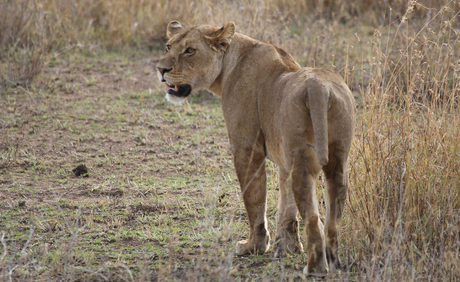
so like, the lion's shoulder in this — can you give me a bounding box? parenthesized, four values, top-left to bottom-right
(229, 34, 301, 73)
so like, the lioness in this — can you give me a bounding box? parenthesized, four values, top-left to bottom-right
(156, 21, 355, 276)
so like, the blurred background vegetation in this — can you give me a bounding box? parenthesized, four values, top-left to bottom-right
(1, 0, 459, 86)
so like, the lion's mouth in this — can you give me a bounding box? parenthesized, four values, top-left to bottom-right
(166, 83, 192, 98)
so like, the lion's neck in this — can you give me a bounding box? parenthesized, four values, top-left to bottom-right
(208, 34, 258, 97)
(208, 33, 299, 98)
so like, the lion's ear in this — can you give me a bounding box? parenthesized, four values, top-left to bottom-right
(167, 21, 184, 38)
(207, 22, 236, 51)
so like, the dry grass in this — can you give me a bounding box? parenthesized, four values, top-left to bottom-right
(1, 0, 459, 281)
(0, 0, 49, 86)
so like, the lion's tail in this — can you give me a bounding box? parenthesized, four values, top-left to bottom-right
(306, 81, 329, 167)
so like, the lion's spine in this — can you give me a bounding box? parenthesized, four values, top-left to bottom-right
(306, 81, 329, 167)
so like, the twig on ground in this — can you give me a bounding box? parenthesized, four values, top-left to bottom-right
(120, 264, 135, 282)
(0, 232, 7, 263)
(17, 85, 36, 104)
(21, 225, 35, 254)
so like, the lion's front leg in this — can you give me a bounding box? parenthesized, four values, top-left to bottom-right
(233, 145, 270, 256)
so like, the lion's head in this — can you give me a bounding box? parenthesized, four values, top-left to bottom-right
(156, 21, 235, 102)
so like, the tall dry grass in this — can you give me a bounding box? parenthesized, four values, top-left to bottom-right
(0, 0, 459, 280)
(2, 0, 457, 86)
(1, 0, 458, 85)
(342, 3, 460, 280)
(1, 1, 457, 49)
(0, 0, 49, 86)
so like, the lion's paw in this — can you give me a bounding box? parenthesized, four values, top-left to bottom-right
(274, 225, 304, 257)
(273, 238, 303, 258)
(303, 255, 329, 277)
(235, 239, 252, 255)
(235, 236, 270, 255)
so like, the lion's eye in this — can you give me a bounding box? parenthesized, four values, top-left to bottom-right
(165, 45, 171, 53)
(184, 47, 195, 54)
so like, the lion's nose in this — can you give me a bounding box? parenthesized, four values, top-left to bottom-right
(157, 67, 172, 76)
(157, 67, 172, 82)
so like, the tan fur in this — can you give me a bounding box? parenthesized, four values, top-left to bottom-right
(157, 21, 355, 276)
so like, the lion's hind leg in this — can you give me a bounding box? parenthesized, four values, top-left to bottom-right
(322, 154, 349, 271)
(289, 147, 329, 276)
(274, 167, 303, 257)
